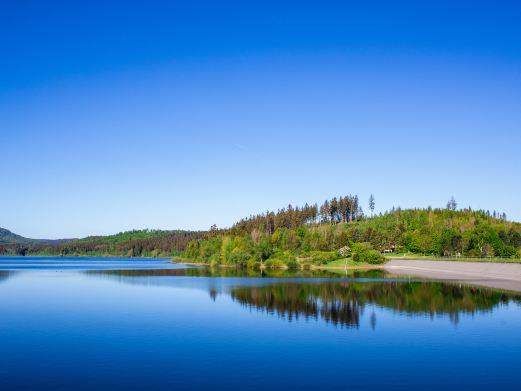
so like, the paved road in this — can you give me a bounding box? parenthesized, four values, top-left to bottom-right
(385, 259, 521, 292)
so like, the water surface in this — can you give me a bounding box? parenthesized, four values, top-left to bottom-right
(1, 257, 520, 390)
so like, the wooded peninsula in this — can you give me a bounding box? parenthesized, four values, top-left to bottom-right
(2, 195, 520, 268)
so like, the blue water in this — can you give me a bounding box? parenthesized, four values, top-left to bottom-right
(0, 256, 179, 270)
(1, 257, 520, 390)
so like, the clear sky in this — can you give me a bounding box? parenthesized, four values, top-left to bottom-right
(1, 1, 520, 239)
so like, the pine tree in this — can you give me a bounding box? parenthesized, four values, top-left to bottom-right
(369, 194, 375, 217)
(447, 196, 457, 211)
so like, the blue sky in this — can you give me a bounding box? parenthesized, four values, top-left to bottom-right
(1, 1, 520, 238)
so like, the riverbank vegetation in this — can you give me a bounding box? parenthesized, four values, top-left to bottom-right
(182, 196, 521, 269)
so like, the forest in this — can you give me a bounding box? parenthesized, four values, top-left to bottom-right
(0, 229, 206, 257)
(183, 195, 521, 268)
(3, 195, 520, 264)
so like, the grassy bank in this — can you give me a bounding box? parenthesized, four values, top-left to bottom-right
(318, 258, 382, 269)
(173, 256, 381, 270)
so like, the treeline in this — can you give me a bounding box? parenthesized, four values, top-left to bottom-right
(183, 201, 521, 268)
(1, 229, 207, 257)
(353, 208, 521, 257)
(231, 195, 363, 235)
(186, 195, 370, 268)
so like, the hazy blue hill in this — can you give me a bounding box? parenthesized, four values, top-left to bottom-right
(0, 227, 73, 247)
(0, 227, 34, 245)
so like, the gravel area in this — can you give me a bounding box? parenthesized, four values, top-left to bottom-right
(385, 259, 521, 292)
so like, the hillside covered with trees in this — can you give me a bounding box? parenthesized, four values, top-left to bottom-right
(3, 196, 520, 262)
(183, 196, 521, 268)
(0, 229, 206, 257)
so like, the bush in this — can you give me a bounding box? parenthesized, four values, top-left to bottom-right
(351, 242, 386, 264)
(263, 259, 287, 269)
(246, 258, 261, 269)
(498, 245, 517, 257)
(338, 246, 351, 257)
(297, 250, 339, 265)
(356, 249, 386, 264)
(285, 259, 299, 270)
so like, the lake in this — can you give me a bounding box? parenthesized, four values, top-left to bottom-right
(1, 256, 520, 390)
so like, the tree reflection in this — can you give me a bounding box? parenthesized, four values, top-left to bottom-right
(0, 270, 17, 285)
(85, 267, 521, 328)
(230, 281, 521, 327)
(86, 267, 381, 279)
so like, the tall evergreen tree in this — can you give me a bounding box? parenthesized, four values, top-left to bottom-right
(447, 196, 457, 211)
(369, 194, 375, 217)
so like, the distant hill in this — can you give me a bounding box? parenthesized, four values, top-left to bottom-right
(0, 228, 207, 257)
(0, 227, 32, 245)
(0, 227, 69, 246)
(4, 201, 520, 261)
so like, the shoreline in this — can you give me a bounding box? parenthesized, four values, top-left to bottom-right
(384, 259, 521, 292)
(387, 255, 521, 264)
(6, 255, 521, 292)
(177, 259, 521, 292)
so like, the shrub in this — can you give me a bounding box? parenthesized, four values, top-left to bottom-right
(338, 245, 351, 257)
(351, 242, 386, 264)
(298, 250, 339, 265)
(246, 258, 261, 269)
(285, 259, 299, 270)
(263, 259, 287, 269)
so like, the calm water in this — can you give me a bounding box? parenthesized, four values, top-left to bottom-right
(1, 257, 520, 390)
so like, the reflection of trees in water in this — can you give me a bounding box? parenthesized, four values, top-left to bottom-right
(231, 283, 364, 327)
(0, 270, 15, 284)
(230, 282, 521, 328)
(86, 267, 381, 279)
(85, 267, 521, 328)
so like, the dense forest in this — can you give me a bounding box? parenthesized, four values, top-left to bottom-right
(230, 195, 363, 234)
(0, 229, 206, 257)
(3, 195, 520, 263)
(183, 195, 521, 268)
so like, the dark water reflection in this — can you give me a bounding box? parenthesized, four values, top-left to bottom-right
(230, 281, 521, 327)
(0, 270, 16, 284)
(87, 266, 385, 278)
(86, 267, 521, 328)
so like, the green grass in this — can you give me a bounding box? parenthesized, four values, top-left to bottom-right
(320, 257, 381, 269)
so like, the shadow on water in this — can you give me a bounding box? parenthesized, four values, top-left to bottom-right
(85, 267, 521, 328)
